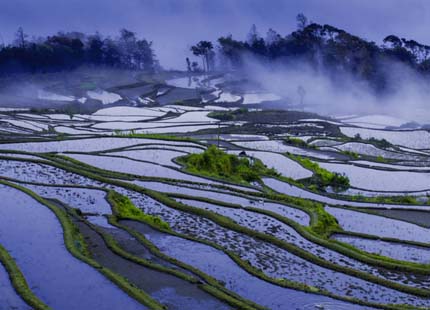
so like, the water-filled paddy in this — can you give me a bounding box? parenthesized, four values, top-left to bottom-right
(125, 221, 364, 310)
(0, 184, 145, 310)
(1, 100, 430, 309)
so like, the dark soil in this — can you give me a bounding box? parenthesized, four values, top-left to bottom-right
(365, 209, 430, 228)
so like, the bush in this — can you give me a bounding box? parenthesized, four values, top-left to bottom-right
(342, 150, 359, 159)
(208, 108, 248, 121)
(376, 155, 388, 163)
(180, 145, 278, 183)
(285, 137, 308, 148)
(294, 156, 350, 191)
(310, 206, 341, 237)
(352, 134, 392, 149)
(109, 191, 170, 230)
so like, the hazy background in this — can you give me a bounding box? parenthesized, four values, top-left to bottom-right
(1, 0, 430, 69)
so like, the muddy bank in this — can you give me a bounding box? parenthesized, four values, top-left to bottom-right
(364, 209, 430, 228)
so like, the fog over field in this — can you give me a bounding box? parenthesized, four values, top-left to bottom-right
(240, 54, 430, 122)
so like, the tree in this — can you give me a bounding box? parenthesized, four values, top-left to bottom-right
(246, 24, 259, 44)
(218, 35, 245, 69)
(14, 27, 28, 48)
(191, 41, 214, 72)
(296, 13, 308, 30)
(136, 39, 155, 71)
(383, 35, 402, 48)
(102, 37, 121, 66)
(87, 33, 104, 65)
(191, 61, 200, 72)
(0, 28, 158, 75)
(265, 28, 280, 45)
(118, 28, 138, 68)
(186, 57, 191, 72)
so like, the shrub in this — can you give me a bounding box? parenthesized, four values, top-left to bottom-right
(180, 145, 278, 183)
(109, 191, 170, 230)
(285, 137, 307, 148)
(310, 205, 341, 237)
(293, 156, 350, 191)
(342, 150, 359, 159)
(352, 134, 392, 149)
(376, 155, 388, 163)
(208, 107, 248, 121)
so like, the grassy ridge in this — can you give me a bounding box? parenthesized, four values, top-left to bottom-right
(147, 192, 430, 298)
(5, 155, 430, 272)
(4, 155, 429, 308)
(106, 192, 266, 310)
(0, 244, 50, 310)
(0, 180, 166, 310)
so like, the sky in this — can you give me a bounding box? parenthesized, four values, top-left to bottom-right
(1, 0, 430, 69)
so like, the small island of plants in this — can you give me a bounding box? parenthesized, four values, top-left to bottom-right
(292, 156, 350, 191)
(179, 145, 279, 184)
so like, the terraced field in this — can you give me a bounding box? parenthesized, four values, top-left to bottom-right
(2, 78, 430, 309)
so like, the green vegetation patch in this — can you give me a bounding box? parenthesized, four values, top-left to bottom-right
(208, 107, 248, 121)
(284, 137, 315, 149)
(108, 190, 170, 230)
(179, 145, 278, 183)
(352, 134, 392, 149)
(341, 150, 359, 159)
(308, 205, 342, 238)
(292, 155, 350, 191)
(113, 130, 197, 143)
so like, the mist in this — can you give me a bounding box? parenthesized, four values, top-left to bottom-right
(240, 54, 430, 123)
(2, 0, 430, 123)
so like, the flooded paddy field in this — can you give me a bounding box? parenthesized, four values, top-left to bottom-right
(2, 73, 430, 309)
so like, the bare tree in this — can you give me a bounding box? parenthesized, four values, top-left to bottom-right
(186, 57, 191, 72)
(246, 24, 259, 44)
(14, 27, 28, 48)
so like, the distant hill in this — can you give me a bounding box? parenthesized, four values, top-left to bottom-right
(194, 22, 430, 92)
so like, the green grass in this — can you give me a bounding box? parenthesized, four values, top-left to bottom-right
(292, 155, 350, 191)
(108, 190, 171, 230)
(207, 107, 248, 121)
(113, 130, 197, 143)
(0, 244, 50, 309)
(341, 150, 359, 159)
(376, 155, 389, 163)
(284, 137, 316, 149)
(179, 145, 279, 184)
(308, 205, 342, 237)
(351, 134, 393, 149)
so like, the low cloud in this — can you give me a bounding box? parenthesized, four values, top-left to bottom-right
(240, 54, 430, 123)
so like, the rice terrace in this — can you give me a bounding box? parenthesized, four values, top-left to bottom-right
(2, 1, 430, 309)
